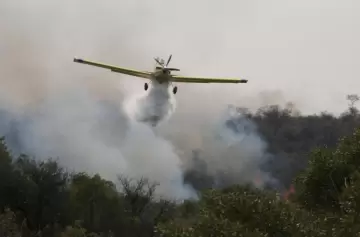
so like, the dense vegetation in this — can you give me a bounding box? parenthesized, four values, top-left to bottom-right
(1, 94, 360, 236)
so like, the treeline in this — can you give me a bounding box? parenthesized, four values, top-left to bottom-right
(0, 141, 176, 236)
(2, 95, 360, 236)
(184, 95, 360, 191)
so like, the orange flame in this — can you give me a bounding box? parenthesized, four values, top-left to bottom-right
(282, 184, 295, 201)
(253, 173, 264, 187)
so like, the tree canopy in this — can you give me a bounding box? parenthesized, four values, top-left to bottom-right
(2, 96, 360, 236)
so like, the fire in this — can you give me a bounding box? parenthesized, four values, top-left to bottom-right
(251, 175, 296, 202)
(253, 173, 265, 188)
(282, 184, 295, 201)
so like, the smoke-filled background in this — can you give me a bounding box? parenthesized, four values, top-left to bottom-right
(0, 0, 359, 199)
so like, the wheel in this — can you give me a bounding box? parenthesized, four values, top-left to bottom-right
(173, 86, 177, 94)
(144, 83, 148, 91)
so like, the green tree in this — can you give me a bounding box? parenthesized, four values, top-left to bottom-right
(158, 186, 328, 237)
(67, 173, 121, 233)
(0, 137, 16, 210)
(117, 175, 175, 237)
(11, 156, 69, 232)
(336, 171, 360, 236)
(0, 208, 22, 237)
(295, 128, 360, 212)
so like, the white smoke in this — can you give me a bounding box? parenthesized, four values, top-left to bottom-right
(182, 105, 275, 189)
(0, 84, 196, 200)
(124, 82, 176, 127)
(0, 0, 294, 201)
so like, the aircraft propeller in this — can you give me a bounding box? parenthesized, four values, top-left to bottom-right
(154, 54, 180, 72)
(154, 55, 172, 68)
(154, 57, 163, 66)
(166, 54, 172, 67)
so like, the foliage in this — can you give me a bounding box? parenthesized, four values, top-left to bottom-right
(1, 96, 360, 236)
(184, 97, 360, 191)
(295, 128, 360, 212)
(0, 208, 21, 237)
(0, 141, 175, 236)
(158, 186, 330, 237)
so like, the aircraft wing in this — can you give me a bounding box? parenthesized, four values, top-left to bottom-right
(171, 76, 248, 84)
(73, 57, 152, 79)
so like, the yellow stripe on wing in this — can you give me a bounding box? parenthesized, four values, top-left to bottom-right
(73, 58, 152, 79)
(171, 76, 248, 83)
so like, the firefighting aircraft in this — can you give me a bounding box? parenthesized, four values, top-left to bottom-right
(73, 55, 248, 94)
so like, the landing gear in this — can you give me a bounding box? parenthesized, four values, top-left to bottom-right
(144, 83, 148, 91)
(173, 86, 178, 94)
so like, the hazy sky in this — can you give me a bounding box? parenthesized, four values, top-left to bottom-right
(1, 0, 359, 115)
(0, 0, 359, 198)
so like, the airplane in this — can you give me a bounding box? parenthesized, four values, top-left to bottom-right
(73, 54, 248, 94)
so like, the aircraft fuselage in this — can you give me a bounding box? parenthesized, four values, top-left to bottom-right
(144, 69, 177, 94)
(152, 70, 172, 84)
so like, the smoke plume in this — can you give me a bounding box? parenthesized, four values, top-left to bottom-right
(180, 105, 280, 191)
(5, 0, 353, 199)
(0, 85, 197, 200)
(124, 82, 176, 127)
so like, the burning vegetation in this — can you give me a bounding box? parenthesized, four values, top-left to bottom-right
(1, 95, 360, 236)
